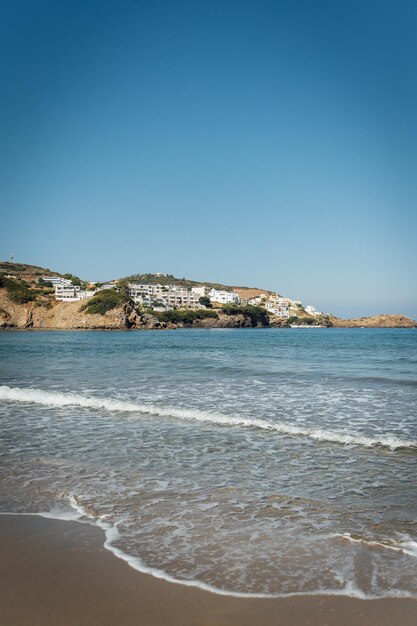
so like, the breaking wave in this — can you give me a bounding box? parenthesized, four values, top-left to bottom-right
(1, 385, 416, 451)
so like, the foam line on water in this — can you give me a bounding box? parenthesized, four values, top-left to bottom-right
(336, 533, 417, 558)
(1, 504, 416, 600)
(1, 385, 416, 451)
(52, 497, 417, 599)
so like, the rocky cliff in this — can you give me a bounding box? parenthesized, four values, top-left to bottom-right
(0, 290, 266, 330)
(0, 291, 137, 330)
(1, 284, 416, 331)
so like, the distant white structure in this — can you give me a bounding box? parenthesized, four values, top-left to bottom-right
(265, 302, 289, 318)
(248, 294, 268, 305)
(268, 296, 303, 309)
(79, 291, 95, 300)
(41, 276, 72, 288)
(96, 283, 117, 291)
(161, 287, 201, 308)
(128, 283, 164, 299)
(54, 284, 80, 301)
(305, 305, 322, 316)
(53, 281, 96, 302)
(191, 286, 209, 298)
(128, 283, 240, 308)
(209, 289, 240, 304)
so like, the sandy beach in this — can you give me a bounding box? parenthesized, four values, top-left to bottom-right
(1, 514, 416, 626)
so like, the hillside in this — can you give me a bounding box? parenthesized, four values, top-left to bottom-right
(0, 264, 272, 296)
(0, 261, 61, 278)
(122, 272, 273, 296)
(0, 262, 415, 329)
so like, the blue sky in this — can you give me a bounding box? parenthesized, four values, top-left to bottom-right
(1, 0, 416, 318)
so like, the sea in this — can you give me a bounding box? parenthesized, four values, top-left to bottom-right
(0, 328, 416, 599)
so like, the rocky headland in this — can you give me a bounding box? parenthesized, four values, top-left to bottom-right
(328, 314, 417, 328)
(0, 262, 415, 330)
(0, 292, 269, 330)
(1, 291, 415, 330)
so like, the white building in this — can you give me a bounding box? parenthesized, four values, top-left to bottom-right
(248, 294, 268, 305)
(305, 305, 322, 316)
(191, 286, 209, 298)
(54, 283, 96, 302)
(41, 276, 72, 288)
(265, 302, 289, 318)
(128, 283, 164, 299)
(54, 284, 80, 301)
(209, 289, 240, 304)
(96, 283, 117, 291)
(78, 290, 95, 300)
(128, 283, 203, 309)
(161, 289, 201, 308)
(130, 293, 154, 307)
(268, 296, 303, 309)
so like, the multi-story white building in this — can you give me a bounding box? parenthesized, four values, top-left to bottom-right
(209, 289, 240, 304)
(54, 283, 96, 302)
(41, 276, 72, 288)
(128, 283, 165, 299)
(54, 284, 80, 301)
(128, 283, 203, 309)
(162, 289, 201, 308)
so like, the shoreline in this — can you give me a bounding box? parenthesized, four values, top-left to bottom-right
(1, 514, 417, 626)
(1, 325, 416, 331)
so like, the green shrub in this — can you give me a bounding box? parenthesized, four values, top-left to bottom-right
(37, 278, 53, 287)
(8, 288, 35, 304)
(39, 300, 53, 309)
(303, 317, 317, 325)
(222, 304, 269, 327)
(63, 273, 83, 286)
(2, 277, 36, 303)
(81, 289, 129, 315)
(155, 309, 218, 324)
(199, 296, 212, 308)
(287, 315, 320, 326)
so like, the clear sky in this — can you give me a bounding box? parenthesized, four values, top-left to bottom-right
(1, 0, 416, 318)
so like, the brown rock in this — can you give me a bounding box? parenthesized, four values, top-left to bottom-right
(329, 314, 416, 328)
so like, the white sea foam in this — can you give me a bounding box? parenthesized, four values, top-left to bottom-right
(1, 501, 416, 599)
(1, 385, 416, 451)
(336, 533, 417, 558)
(0, 495, 415, 600)
(48, 497, 417, 599)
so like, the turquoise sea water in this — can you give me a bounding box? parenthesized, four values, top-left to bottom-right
(1, 328, 416, 597)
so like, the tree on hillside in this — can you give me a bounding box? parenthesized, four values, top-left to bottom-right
(199, 296, 212, 308)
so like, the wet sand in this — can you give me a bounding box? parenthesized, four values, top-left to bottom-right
(1, 514, 416, 626)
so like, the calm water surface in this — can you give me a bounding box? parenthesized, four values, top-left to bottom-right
(0, 328, 416, 597)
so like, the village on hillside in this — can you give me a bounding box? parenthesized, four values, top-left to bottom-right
(42, 274, 322, 320)
(1, 263, 415, 329)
